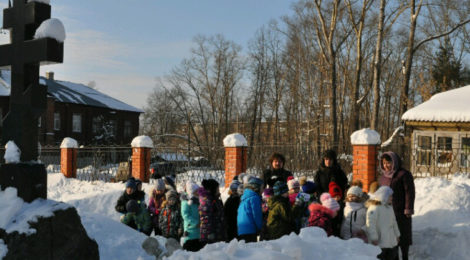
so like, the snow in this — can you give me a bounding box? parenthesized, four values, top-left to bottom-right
(350, 128, 381, 145)
(4, 140, 20, 163)
(60, 137, 78, 148)
(131, 135, 153, 148)
(28, 0, 51, 4)
(402, 85, 470, 122)
(0, 239, 7, 259)
(223, 133, 248, 147)
(34, 18, 66, 43)
(381, 126, 404, 148)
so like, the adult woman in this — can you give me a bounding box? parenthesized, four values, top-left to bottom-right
(261, 153, 293, 188)
(379, 151, 415, 260)
(314, 150, 348, 198)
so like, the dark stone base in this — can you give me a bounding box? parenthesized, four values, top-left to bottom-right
(0, 163, 47, 202)
(0, 206, 99, 260)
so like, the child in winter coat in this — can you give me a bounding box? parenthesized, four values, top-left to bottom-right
(115, 179, 146, 214)
(199, 179, 226, 244)
(266, 181, 292, 240)
(158, 190, 184, 240)
(291, 192, 311, 233)
(287, 179, 300, 206)
(329, 181, 344, 236)
(237, 177, 263, 243)
(224, 180, 241, 242)
(364, 186, 400, 260)
(181, 182, 202, 252)
(308, 193, 340, 236)
(301, 181, 318, 203)
(259, 187, 273, 241)
(148, 179, 166, 236)
(340, 186, 367, 242)
(121, 200, 152, 235)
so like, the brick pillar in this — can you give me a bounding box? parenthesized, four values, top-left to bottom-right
(131, 136, 153, 183)
(60, 138, 78, 178)
(223, 133, 248, 188)
(351, 128, 381, 192)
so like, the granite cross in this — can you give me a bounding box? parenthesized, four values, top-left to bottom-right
(0, 0, 63, 161)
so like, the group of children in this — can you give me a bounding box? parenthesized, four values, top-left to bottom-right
(115, 175, 400, 259)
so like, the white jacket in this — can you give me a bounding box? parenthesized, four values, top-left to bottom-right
(364, 203, 400, 248)
(340, 201, 366, 239)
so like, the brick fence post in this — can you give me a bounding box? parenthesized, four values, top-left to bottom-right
(60, 137, 78, 178)
(223, 133, 248, 188)
(131, 135, 153, 183)
(351, 128, 381, 192)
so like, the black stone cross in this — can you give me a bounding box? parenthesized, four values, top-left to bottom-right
(0, 0, 63, 161)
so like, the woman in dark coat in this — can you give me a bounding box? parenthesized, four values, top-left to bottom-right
(261, 153, 293, 188)
(314, 150, 348, 197)
(379, 151, 415, 260)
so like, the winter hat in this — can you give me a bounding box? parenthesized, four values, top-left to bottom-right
(163, 176, 176, 190)
(126, 200, 139, 213)
(166, 190, 179, 202)
(229, 180, 241, 192)
(126, 179, 136, 190)
(242, 174, 254, 185)
(273, 181, 289, 196)
(372, 186, 393, 204)
(262, 188, 274, 199)
(246, 177, 263, 192)
(135, 179, 142, 189)
(328, 181, 343, 199)
(347, 186, 363, 197)
(237, 184, 244, 196)
(202, 179, 219, 195)
(295, 192, 311, 205)
(287, 176, 294, 182)
(323, 149, 337, 161)
(155, 179, 166, 191)
(185, 181, 199, 196)
(301, 181, 317, 194)
(320, 193, 340, 212)
(287, 179, 300, 190)
(299, 176, 307, 186)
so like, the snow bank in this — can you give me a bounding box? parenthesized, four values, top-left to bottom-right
(28, 0, 51, 4)
(60, 137, 78, 148)
(0, 239, 7, 259)
(350, 128, 381, 145)
(34, 18, 66, 43)
(131, 135, 153, 148)
(223, 133, 248, 147)
(4, 140, 20, 163)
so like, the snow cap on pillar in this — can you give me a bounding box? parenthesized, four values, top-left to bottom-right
(60, 137, 78, 148)
(34, 18, 66, 43)
(223, 133, 248, 147)
(350, 128, 381, 145)
(131, 135, 153, 148)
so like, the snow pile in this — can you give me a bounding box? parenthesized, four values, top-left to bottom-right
(34, 18, 66, 43)
(4, 140, 20, 163)
(350, 128, 381, 145)
(27, 0, 51, 4)
(0, 187, 70, 235)
(60, 137, 78, 148)
(402, 85, 470, 122)
(223, 133, 248, 147)
(131, 135, 153, 148)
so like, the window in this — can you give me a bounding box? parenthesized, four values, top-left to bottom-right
(417, 136, 432, 166)
(437, 136, 452, 167)
(124, 121, 132, 137)
(72, 113, 82, 133)
(461, 137, 470, 167)
(92, 116, 101, 134)
(109, 120, 117, 136)
(54, 112, 60, 130)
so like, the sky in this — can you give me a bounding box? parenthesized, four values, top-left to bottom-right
(0, 0, 296, 109)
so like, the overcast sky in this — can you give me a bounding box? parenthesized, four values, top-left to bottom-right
(0, 0, 295, 109)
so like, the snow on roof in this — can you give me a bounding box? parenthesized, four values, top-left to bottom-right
(223, 133, 248, 147)
(34, 18, 66, 43)
(0, 70, 143, 113)
(350, 128, 381, 145)
(131, 135, 153, 148)
(27, 0, 51, 4)
(402, 85, 470, 122)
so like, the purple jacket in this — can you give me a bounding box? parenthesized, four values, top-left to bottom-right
(198, 188, 226, 243)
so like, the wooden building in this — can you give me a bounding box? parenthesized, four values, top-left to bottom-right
(0, 70, 143, 146)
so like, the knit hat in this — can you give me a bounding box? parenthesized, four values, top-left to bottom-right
(202, 179, 219, 195)
(126, 179, 136, 190)
(320, 193, 340, 212)
(155, 179, 165, 191)
(135, 179, 142, 187)
(328, 181, 343, 199)
(242, 174, 254, 185)
(347, 186, 363, 197)
(262, 188, 274, 199)
(246, 177, 263, 192)
(299, 176, 307, 186)
(185, 181, 199, 196)
(301, 181, 317, 194)
(273, 181, 289, 196)
(295, 192, 311, 205)
(229, 180, 241, 192)
(126, 200, 139, 213)
(287, 179, 300, 190)
(166, 190, 179, 202)
(287, 176, 294, 182)
(372, 186, 393, 204)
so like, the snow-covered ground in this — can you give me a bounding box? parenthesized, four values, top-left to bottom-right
(1, 172, 470, 259)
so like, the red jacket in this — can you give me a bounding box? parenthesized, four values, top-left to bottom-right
(308, 203, 335, 236)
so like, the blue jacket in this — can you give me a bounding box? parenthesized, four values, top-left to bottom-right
(237, 188, 263, 236)
(181, 197, 200, 244)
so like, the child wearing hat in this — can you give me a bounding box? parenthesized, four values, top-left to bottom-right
(329, 181, 344, 236)
(224, 180, 241, 242)
(340, 185, 367, 242)
(158, 190, 183, 240)
(259, 188, 273, 241)
(148, 178, 166, 235)
(181, 182, 202, 252)
(364, 186, 400, 260)
(287, 179, 300, 206)
(292, 192, 311, 234)
(237, 177, 263, 243)
(120, 199, 152, 235)
(199, 179, 226, 244)
(115, 178, 145, 214)
(266, 181, 292, 240)
(308, 193, 340, 236)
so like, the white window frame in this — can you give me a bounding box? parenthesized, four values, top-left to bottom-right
(54, 112, 60, 130)
(72, 113, 82, 133)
